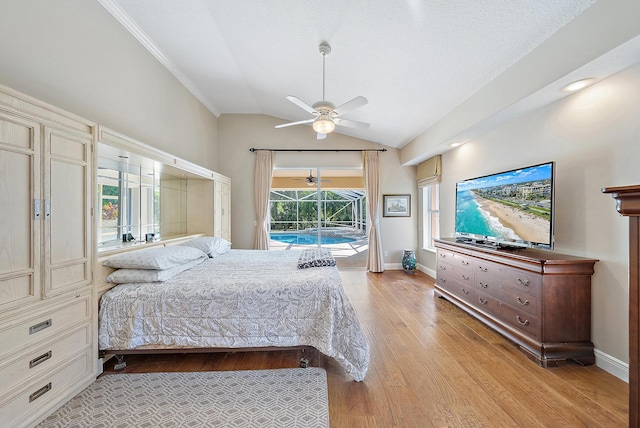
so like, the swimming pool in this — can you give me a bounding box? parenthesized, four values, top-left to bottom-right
(270, 232, 356, 245)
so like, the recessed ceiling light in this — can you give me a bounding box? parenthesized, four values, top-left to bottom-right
(450, 142, 462, 147)
(562, 78, 596, 92)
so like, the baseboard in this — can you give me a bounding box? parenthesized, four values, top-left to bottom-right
(417, 263, 435, 279)
(594, 348, 629, 382)
(384, 262, 403, 271)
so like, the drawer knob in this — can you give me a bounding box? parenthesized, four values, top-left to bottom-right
(478, 266, 487, 273)
(461, 274, 469, 281)
(460, 260, 469, 266)
(439, 253, 446, 258)
(440, 278, 446, 284)
(479, 282, 488, 288)
(29, 350, 52, 368)
(517, 277, 530, 286)
(478, 297, 488, 304)
(29, 319, 52, 335)
(516, 297, 530, 306)
(29, 382, 52, 403)
(462, 288, 470, 295)
(439, 265, 446, 271)
(516, 315, 530, 326)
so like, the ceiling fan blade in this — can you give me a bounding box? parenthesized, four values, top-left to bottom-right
(333, 96, 368, 116)
(286, 96, 318, 115)
(317, 132, 326, 140)
(274, 118, 315, 129)
(334, 118, 370, 129)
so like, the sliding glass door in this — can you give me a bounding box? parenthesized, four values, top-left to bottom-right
(269, 168, 368, 267)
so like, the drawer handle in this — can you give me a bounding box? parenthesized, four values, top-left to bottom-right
(440, 278, 446, 284)
(460, 260, 469, 266)
(479, 282, 488, 288)
(439, 265, 447, 271)
(461, 274, 469, 281)
(516, 297, 530, 306)
(29, 319, 52, 335)
(29, 382, 52, 403)
(516, 316, 530, 326)
(29, 351, 52, 369)
(439, 253, 446, 258)
(478, 297, 488, 305)
(461, 288, 470, 295)
(478, 266, 487, 273)
(517, 277, 530, 286)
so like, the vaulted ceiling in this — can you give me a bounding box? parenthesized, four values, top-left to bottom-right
(99, 0, 640, 163)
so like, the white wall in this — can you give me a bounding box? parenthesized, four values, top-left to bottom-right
(217, 114, 417, 263)
(437, 64, 640, 368)
(0, 0, 218, 170)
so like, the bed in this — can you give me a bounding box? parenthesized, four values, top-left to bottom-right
(98, 244, 370, 381)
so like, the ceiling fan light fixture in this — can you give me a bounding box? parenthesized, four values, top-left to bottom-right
(313, 115, 335, 134)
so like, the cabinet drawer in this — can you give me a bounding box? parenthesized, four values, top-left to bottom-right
(0, 295, 90, 359)
(0, 323, 90, 396)
(437, 249, 455, 263)
(501, 304, 540, 340)
(0, 350, 93, 427)
(474, 260, 541, 296)
(448, 279, 475, 303)
(475, 275, 502, 298)
(452, 253, 473, 270)
(501, 286, 539, 316)
(475, 290, 502, 317)
(452, 265, 473, 285)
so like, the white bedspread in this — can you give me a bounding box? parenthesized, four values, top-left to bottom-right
(99, 249, 370, 381)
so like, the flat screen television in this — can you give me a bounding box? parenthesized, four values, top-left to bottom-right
(455, 161, 555, 250)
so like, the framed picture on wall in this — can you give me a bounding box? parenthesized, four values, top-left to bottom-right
(383, 194, 411, 217)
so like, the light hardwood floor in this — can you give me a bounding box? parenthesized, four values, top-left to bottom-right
(103, 270, 628, 427)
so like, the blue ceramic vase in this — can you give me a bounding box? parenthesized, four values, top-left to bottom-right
(402, 249, 417, 274)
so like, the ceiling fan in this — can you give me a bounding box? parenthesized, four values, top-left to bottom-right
(293, 169, 330, 186)
(275, 42, 370, 140)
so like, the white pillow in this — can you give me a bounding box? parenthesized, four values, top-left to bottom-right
(102, 246, 207, 270)
(179, 237, 231, 258)
(104, 257, 206, 284)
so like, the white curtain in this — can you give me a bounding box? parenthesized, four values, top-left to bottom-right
(253, 150, 273, 250)
(364, 151, 384, 272)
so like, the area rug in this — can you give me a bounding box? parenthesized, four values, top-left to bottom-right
(37, 368, 329, 427)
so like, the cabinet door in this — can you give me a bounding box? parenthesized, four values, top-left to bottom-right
(0, 112, 41, 309)
(214, 180, 231, 241)
(42, 126, 92, 297)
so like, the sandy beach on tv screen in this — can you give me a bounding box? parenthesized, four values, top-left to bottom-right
(474, 195, 550, 243)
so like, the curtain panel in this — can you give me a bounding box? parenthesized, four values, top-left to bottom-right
(253, 150, 273, 250)
(364, 151, 384, 272)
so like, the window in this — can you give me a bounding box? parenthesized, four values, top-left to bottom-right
(422, 184, 440, 251)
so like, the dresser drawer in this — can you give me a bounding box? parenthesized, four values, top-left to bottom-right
(0, 323, 91, 396)
(452, 253, 473, 271)
(0, 294, 90, 359)
(501, 303, 540, 340)
(501, 285, 539, 316)
(474, 260, 541, 296)
(0, 349, 93, 427)
(448, 279, 475, 303)
(475, 275, 502, 298)
(475, 289, 502, 317)
(437, 249, 455, 263)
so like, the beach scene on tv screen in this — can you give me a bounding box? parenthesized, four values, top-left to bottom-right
(456, 163, 552, 245)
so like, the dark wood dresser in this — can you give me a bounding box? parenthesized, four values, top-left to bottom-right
(603, 185, 640, 428)
(434, 238, 597, 367)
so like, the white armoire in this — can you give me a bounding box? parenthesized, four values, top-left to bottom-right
(0, 85, 96, 427)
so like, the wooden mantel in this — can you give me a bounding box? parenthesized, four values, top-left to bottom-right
(603, 184, 640, 428)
